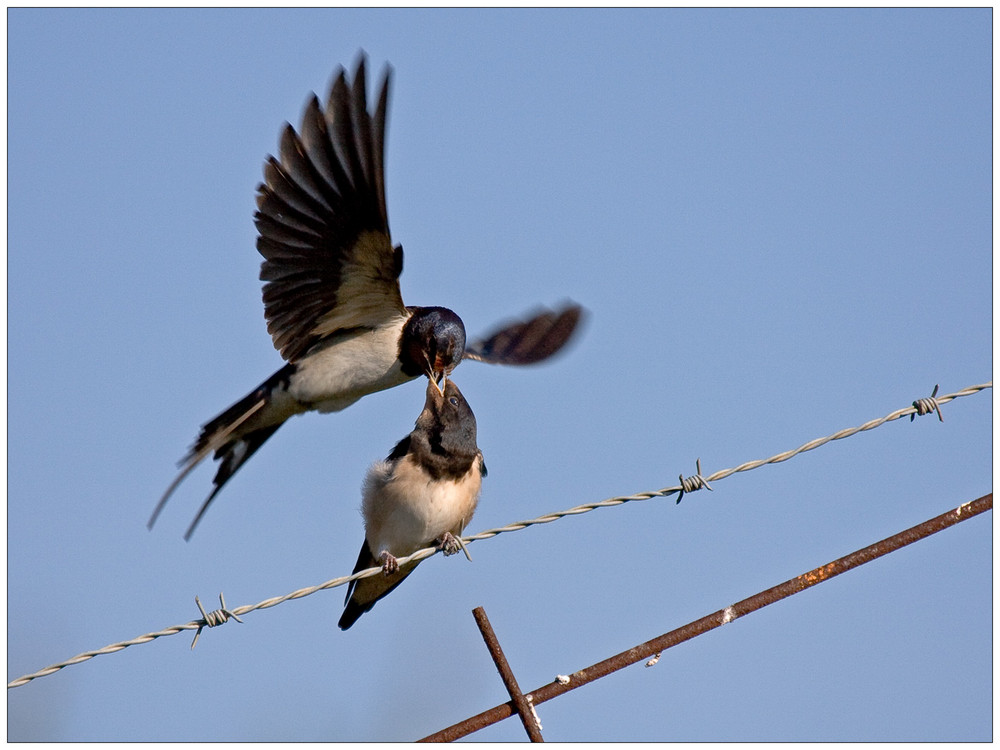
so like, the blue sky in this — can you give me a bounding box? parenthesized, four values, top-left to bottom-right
(7, 8, 992, 742)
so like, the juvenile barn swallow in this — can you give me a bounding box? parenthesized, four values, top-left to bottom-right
(149, 56, 582, 539)
(339, 377, 485, 630)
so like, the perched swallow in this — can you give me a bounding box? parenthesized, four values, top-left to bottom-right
(339, 377, 485, 630)
(149, 55, 582, 539)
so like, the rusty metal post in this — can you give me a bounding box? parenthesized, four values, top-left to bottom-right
(420, 493, 992, 742)
(471, 606, 545, 742)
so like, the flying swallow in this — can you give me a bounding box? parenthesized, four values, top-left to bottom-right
(339, 377, 485, 630)
(149, 55, 582, 539)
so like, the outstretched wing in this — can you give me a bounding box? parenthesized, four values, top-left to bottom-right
(256, 55, 406, 363)
(464, 302, 585, 366)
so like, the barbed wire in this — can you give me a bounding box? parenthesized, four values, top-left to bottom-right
(7, 381, 991, 690)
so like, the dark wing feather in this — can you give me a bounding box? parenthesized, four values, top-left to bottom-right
(464, 302, 585, 366)
(256, 56, 405, 363)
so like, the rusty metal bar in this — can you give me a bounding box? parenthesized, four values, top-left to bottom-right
(419, 493, 992, 742)
(472, 606, 545, 742)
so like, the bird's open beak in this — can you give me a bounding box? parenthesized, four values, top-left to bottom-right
(432, 369, 447, 396)
(425, 352, 448, 395)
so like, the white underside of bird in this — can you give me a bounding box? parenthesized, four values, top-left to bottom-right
(361, 453, 483, 560)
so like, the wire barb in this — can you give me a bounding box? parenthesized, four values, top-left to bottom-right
(453, 532, 473, 562)
(6, 380, 991, 691)
(911, 384, 944, 422)
(677, 458, 713, 504)
(191, 593, 243, 650)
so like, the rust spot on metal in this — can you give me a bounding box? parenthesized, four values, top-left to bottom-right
(419, 493, 991, 742)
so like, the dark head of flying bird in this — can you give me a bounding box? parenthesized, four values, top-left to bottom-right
(339, 377, 485, 630)
(399, 306, 466, 392)
(148, 53, 584, 540)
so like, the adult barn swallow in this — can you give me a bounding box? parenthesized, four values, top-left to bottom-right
(339, 377, 485, 630)
(149, 56, 582, 539)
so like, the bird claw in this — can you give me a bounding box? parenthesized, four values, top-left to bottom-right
(438, 532, 461, 556)
(379, 550, 399, 575)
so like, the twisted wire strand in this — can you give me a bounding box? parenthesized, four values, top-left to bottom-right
(7, 381, 991, 690)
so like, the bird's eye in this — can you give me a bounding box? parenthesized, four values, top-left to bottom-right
(449, 397, 459, 406)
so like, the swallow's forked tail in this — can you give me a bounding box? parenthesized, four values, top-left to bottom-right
(338, 541, 419, 630)
(149, 367, 293, 539)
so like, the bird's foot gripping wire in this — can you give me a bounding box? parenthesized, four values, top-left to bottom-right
(379, 550, 399, 575)
(438, 531, 472, 561)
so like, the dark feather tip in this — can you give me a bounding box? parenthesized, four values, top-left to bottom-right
(464, 302, 586, 366)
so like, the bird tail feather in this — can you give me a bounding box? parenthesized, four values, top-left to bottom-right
(149, 365, 295, 538)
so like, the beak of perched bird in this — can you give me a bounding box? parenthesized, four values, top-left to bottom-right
(429, 359, 447, 395)
(420, 347, 450, 395)
(425, 371, 446, 400)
